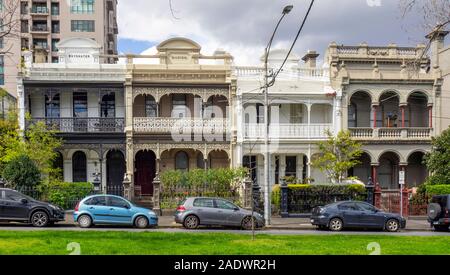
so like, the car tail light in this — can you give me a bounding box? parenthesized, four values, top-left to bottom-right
(176, 205, 186, 212)
(445, 208, 449, 218)
(74, 202, 80, 212)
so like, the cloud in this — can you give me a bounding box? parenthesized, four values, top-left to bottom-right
(117, 0, 425, 65)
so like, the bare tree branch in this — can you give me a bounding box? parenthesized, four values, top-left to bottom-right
(168, 0, 181, 20)
(0, 0, 21, 55)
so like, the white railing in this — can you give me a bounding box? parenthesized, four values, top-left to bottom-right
(133, 117, 229, 134)
(234, 66, 326, 79)
(349, 128, 432, 140)
(244, 123, 332, 140)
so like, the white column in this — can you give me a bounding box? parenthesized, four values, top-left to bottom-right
(335, 95, 343, 134)
(297, 155, 304, 182)
(279, 155, 286, 179)
(64, 160, 71, 183)
(17, 76, 25, 131)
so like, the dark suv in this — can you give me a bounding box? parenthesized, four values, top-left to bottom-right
(427, 195, 450, 232)
(0, 188, 65, 227)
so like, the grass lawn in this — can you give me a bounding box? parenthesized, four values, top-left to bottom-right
(0, 231, 449, 255)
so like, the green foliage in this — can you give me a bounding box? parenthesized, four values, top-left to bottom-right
(312, 130, 363, 184)
(425, 185, 450, 197)
(41, 181, 94, 209)
(424, 127, 450, 185)
(2, 154, 41, 188)
(271, 185, 281, 209)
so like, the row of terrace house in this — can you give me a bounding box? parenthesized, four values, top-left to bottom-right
(16, 31, 450, 206)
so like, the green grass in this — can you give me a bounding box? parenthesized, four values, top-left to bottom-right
(0, 231, 449, 255)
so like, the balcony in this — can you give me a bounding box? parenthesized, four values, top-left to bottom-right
(27, 118, 125, 133)
(349, 128, 432, 141)
(30, 7, 49, 15)
(133, 117, 229, 134)
(31, 25, 49, 33)
(244, 123, 333, 140)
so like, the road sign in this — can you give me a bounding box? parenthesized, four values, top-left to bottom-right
(399, 171, 405, 185)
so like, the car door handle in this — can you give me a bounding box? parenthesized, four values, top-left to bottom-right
(109, 208, 115, 211)
(89, 207, 95, 210)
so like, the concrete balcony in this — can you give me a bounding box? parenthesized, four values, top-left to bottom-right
(27, 118, 125, 133)
(133, 117, 230, 134)
(244, 123, 333, 140)
(349, 127, 432, 141)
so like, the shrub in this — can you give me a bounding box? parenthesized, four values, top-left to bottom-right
(425, 185, 450, 197)
(43, 181, 94, 209)
(271, 185, 281, 209)
(2, 154, 41, 188)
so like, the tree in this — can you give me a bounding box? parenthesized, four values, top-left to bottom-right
(312, 130, 363, 184)
(2, 154, 41, 188)
(424, 127, 450, 185)
(0, 0, 21, 55)
(400, 0, 450, 30)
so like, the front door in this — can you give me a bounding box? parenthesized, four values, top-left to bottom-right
(106, 196, 133, 224)
(213, 199, 241, 226)
(356, 202, 385, 228)
(338, 202, 362, 227)
(135, 151, 156, 195)
(106, 150, 126, 195)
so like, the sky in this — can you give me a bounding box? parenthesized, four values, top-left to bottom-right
(117, 0, 429, 65)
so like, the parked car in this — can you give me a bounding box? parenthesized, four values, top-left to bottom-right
(0, 188, 65, 227)
(311, 201, 406, 232)
(74, 195, 158, 228)
(427, 195, 450, 232)
(174, 197, 265, 230)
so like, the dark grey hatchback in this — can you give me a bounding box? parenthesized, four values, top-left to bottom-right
(311, 201, 406, 232)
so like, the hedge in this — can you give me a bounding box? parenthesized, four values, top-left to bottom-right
(44, 181, 94, 209)
(425, 185, 450, 197)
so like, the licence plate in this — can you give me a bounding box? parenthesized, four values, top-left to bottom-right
(434, 221, 440, 225)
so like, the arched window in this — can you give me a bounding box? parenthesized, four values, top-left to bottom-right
(175, 151, 189, 171)
(72, 151, 87, 182)
(100, 93, 115, 118)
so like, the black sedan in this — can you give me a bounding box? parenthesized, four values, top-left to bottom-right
(0, 188, 65, 227)
(310, 201, 406, 232)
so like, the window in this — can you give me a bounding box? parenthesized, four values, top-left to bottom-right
(175, 151, 189, 171)
(145, 95, 157, 117)
(5, 191, 26, 202)
(71, 0, 95, 14)
(33, 39, 48, 49)
(356, 202, 376, 212)
(72, 151, 87, 182)
(172, 94, 187, 118)
(85, 196, 107, 206)
(290, 104, 305, 124)
(51, 3, 59, 15)
(338, 202, 360, 211)
(285, 156, 297, 178)
(0, 38, 3, 48)
(73, 92, 88, 118)
(215, 199, 237, 210)
(0, 56, 4, 85)
(45, 92, 60, 118)
(193, 198, 214, 208)
(52, 21, 60, 34)
(51, 39, 59, 52)
(100, 93, 115, 118)
(71, 20, 95, 32)
(108, 197, 129, 208)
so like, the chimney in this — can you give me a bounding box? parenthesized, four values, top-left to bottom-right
(302, 50, 320, 68)
(426, 28, 449, 68)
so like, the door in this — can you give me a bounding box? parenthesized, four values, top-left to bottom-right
(356, 202, 385, 228)
(2, 191, 30, 220)
(106, 196, 133, 224)
(337, 202, 362, 227)
(0, 190, 6, 218)
(106, 150, 126, 195)
(85, 196, 110, 223)
(213, 199, 241, 226)
(192, 198, 217, 225)
(135, 151, 156, 195)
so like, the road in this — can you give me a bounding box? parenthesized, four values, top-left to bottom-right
(0, 223, 447, 236)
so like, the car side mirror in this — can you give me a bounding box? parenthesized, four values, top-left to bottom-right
(234, 207, 240, 211)
(20, 198, 28, 204)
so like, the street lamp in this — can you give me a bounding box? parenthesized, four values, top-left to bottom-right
(263, 5, 293, 226)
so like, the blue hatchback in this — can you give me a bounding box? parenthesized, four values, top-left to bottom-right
(74, 195, 158, 228)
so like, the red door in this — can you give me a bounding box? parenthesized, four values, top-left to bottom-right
(135, 151, 156, 195)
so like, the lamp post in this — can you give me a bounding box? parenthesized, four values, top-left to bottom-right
(263, 5, 293, 226)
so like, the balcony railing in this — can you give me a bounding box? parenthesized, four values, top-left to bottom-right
(133, 117, 229, 134)
(27, 118, 125, 133)
(234, 66, 327, 79)
(244, 123, 333, 140)
(349, 128, 432, 140)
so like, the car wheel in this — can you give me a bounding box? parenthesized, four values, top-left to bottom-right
(241, 216, 257, 230)
(78, 215, 92, 228)
(135, 216, 149, 229)
(31, 211, 49, 227)
(329, 218, 343, 231)
(183, 215, 199, 229)
(385, 219, 400, 232)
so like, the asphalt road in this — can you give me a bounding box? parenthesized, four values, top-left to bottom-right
(0, 223, 448, 236)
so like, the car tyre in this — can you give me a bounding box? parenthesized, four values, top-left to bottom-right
(329, 218, 343, 231)
(78, 215, 92, 228)
(427, 203, 441, 221)
(31, 211, 49, 227)
(385, 219, 400, 232)
(135, 216, 149, 229)
(241, 216, 257, 230)
(183, 215, 199, 229)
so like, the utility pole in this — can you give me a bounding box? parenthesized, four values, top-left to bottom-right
(262, 5, 293, 226)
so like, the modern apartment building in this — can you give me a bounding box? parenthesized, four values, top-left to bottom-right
(2, 0, 118, 100)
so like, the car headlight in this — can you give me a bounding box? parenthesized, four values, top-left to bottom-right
(49, 204, 59, 210)
(148, 212, 156, 216)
